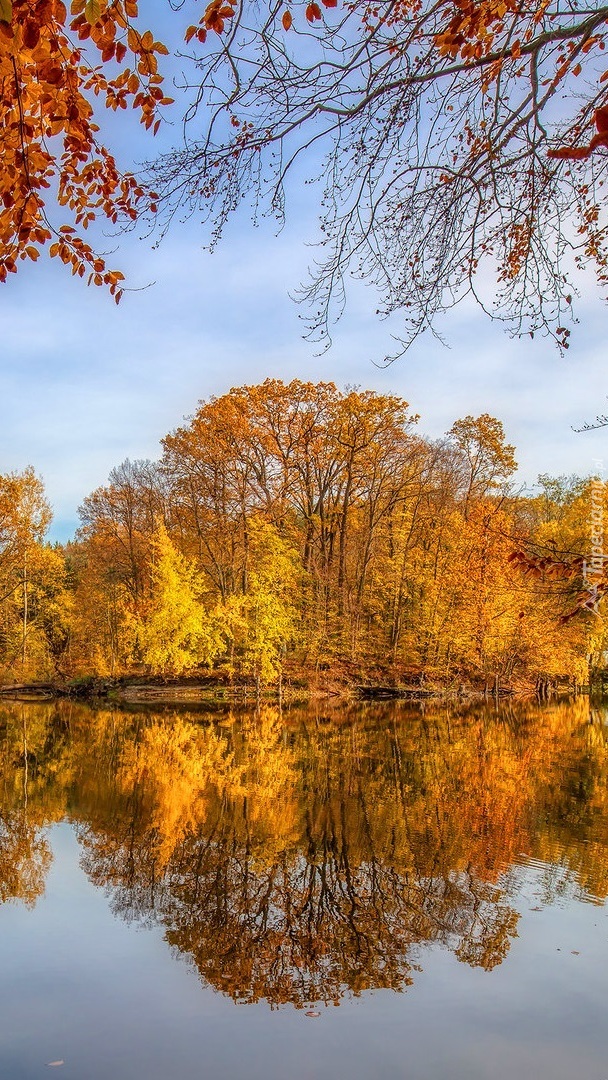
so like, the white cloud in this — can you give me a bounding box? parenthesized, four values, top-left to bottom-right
(1, 184, 606, 543)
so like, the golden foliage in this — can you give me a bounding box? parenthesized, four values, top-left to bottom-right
(0, 384, 605, 688)
(136, 523, 223, 675)
(0, 0, 170, 292)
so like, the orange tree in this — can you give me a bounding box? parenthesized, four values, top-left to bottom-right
(148, 0, 608, 355)
(0, 0, 170, 296)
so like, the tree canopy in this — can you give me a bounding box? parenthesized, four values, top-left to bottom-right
(150, 0, 608, 354)
(2, 0, 608, 346)
(0, 0, 170, 296)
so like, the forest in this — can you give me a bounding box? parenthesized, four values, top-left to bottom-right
(0, 380, 604, 695)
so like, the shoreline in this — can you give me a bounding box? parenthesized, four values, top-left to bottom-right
(0, 672, 588, 707)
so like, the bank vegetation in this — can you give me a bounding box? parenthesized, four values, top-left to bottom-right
(0, 381, 604, 698)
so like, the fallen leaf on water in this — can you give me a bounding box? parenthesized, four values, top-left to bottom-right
(46, 1062, 64, 1068)
(305, 1010, 320, 1018)
(571, 950, 580, 955)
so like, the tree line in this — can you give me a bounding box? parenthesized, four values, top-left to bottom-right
(0, 380, 603, 691)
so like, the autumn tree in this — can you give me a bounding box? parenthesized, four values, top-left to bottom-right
(161, 380, 422, 664)
(0, 468, 56, 679)
(78, 459, 163, 609)
(70, 459, 166, 674)
(60, 381, 599, 688)
(0, 0, 173, 293)
(161, 388, 268, 601)
(6, 543, 74, 679)
(4, 0, 608, 355)
(510, 475, 608, 672)
(223, 517, 301, 691)
(0, 467, 50, 558)
(447, 414, 517, 517)
(138, 522, 223, 676)
(148, 0, 608, 355)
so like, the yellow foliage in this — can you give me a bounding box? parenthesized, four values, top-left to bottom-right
(137, 523, 223, 675)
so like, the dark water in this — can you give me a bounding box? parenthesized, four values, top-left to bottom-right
(1, 697, 608, 1079)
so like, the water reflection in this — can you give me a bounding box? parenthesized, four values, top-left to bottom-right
(1, 698, 608, 1005)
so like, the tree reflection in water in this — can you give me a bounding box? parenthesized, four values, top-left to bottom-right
(1, 698, 608, 1005)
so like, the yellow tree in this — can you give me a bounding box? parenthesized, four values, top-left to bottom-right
(138, 522, 222, 676)
(225, 518, 300, 692)
(2, 543, 73, 681)
(447, 414, 517, 520)
(0, 468, 52, 680)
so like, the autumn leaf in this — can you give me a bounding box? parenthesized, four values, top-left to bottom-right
(548, 107, 608, 160)
(282, 9, 292, 30)
(0, 0, 12, 23)
(305, 2, 322, 20)
(596, 106, 608, 134)
(22, 21, 40, 47)
(84, 0, 102, 25)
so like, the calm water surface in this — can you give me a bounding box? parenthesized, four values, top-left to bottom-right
(1, 697, 608, 1079)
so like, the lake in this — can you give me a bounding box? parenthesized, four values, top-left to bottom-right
(1, 696, 607, 1079)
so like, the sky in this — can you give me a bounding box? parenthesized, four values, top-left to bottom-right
(1, 12, 607, 543)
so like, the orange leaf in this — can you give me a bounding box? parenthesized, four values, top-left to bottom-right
(306, 2, 321, 20)
(23, 22, 41, 48)
(547, 145, 590, 160)
(84, 0, 101, 25)
(282, 9, 292, 29)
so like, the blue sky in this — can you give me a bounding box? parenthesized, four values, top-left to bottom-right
(1, 12, 607, 543)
